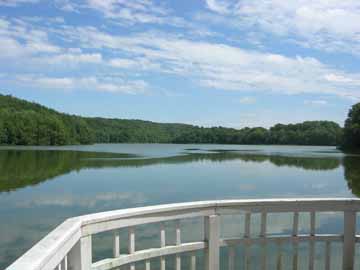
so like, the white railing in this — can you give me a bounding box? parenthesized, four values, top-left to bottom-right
(6, 198, 360, 270)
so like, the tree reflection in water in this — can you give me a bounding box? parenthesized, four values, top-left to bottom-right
(1, 148, 359, 269)
(0, 149, 348, 193)
(343, 156, 360, 197)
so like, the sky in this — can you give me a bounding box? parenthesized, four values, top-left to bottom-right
(0, 0, 360, 128)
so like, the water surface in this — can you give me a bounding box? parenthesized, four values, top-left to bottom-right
(1, 144, 360, 269)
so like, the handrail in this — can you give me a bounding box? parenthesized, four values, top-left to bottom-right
(6, 217, 82, 270)
(6, 198, 360, 270)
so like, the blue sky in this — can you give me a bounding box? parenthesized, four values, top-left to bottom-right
(0, 0, 360, 128)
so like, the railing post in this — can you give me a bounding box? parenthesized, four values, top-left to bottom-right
(343, 210, 356, 270)
(160, 223, 166, 270)
(67, 241, 80, 270)
(129, 227, 136, 270)
(309, 211, 315, 270)
(113, 230, 120, 258)
(175, 220, 181, 270)
(204, 215, 220, 270)
(67, 236, 92, 270)
(292, 212, 299, 270)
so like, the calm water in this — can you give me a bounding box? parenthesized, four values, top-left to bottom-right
(1, 144, 360, 269)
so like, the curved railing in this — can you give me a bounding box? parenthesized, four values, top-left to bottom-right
(6, 198, 360, 270)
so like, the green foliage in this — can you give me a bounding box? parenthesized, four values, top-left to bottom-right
(342, 103, 360, 150)
(0, 94, 94, 145)
(172, 123, 341, 145)
(269, 121, 343, 146)
(0, 93, 343, 146)
(0, 117, 6, 144)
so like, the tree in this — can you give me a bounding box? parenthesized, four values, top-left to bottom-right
(0, 93, 344, 146)
(0, 118, 6, 144)
(342, 103, 360, 150)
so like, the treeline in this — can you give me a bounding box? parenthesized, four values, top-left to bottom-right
(342, 103, 360, 151)
(0, 94, 343, 146)
(172, 122, 342, 145)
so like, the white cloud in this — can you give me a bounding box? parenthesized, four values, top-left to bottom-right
(0, 37, 25, 58)
(26, 40, 60, 54)
(62, 27, 360, 99)
(94, 79, 148, 94)
(14, 74, 148, 94)
(0, 0, 38, 7)
(324, 73, 360, 85)
(202, 0, 360, 56)
(0, 18, 61, 57)
(49, 52, 103, 65)
(86, 0, 185, 26)
(109, 58, 139, 69)
(0, 19, 102, 67)
(238, 96, 256, 104)
(55, 0, 80, 13)
(1, 17, 360, 100)
(205, 0, 231, 14)
(108, 57, 161, 71)
(304, 100, 328, 106)
(34, 77, 75, 89)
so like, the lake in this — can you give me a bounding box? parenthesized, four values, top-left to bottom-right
(1, 144, 360, 269)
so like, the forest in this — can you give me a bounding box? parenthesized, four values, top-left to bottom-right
(342, 103, 360, 151)
(0, 94, 344, 146)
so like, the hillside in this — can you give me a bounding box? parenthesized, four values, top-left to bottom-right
(0, 94, 343, 146)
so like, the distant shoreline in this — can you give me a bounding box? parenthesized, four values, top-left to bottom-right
(0, 93, 343, 147)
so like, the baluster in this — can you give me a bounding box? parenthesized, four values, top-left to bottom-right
(160, 223, 166, 270)
(191, 252, 197, 270)
(276, 241, 282, 270)
(244, 244, 249, 270)
(57, 236, 91, 270)
(309, 240, 315, 270)
(64, 235, 91, 270)
(325, 241, 331, 270)
(113, 230, 120, 258)
(244, 212, 251, 270)
(292, 212, 299, 270)
(244, 212, 251, 238)
(343, 210, 356, 270)
(293, 212, 299, 236)
(204, 215, 220, 270)
(260, 212, 267, 270)
(113, 230, 121, 270)
(61, 255, 67, 270)
(309, 211, 315, 270)
(67, 240, 80, 270)
(71, 235, 92, 270)
(129, 227, 135, 270)
(176, 220, 181, 270)
(310, 211, 316, 236)
(293, 241, 298, 270)
(260, 212, 267, 238)
(145, 260, 151, 270)
(228, 246, 235, 270)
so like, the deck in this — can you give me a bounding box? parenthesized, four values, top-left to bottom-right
(6, 198, 360, 270)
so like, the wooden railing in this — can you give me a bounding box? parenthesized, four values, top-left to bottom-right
(6, 198, 360, 270)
